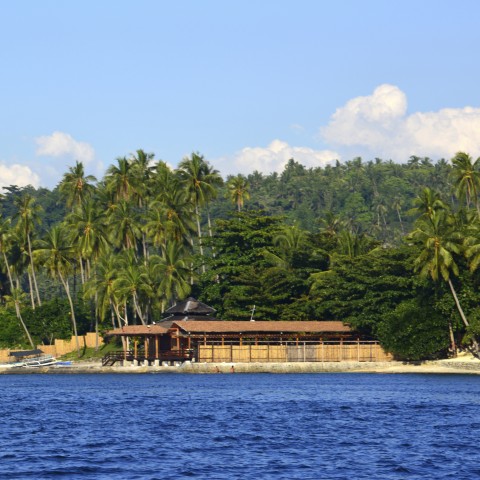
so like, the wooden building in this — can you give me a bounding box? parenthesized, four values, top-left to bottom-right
(103, 298, 392, 366)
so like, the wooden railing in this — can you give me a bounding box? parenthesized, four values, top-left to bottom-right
(102, 349, 194, 366)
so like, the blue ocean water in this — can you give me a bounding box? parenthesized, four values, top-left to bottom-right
(0, 373, 479, 480)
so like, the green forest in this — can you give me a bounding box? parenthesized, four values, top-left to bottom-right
(1, 150, 480, 361)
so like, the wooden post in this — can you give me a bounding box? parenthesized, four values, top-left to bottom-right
(134, 339, 138, 359)
(155, 336, 159, 360)
(357, 338, 360, 362)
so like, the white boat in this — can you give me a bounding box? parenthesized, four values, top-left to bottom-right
(20, 355, 58, 367)
(0, 350, 58, 368)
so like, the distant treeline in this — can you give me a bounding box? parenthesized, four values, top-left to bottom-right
(1, 150, 480, 361)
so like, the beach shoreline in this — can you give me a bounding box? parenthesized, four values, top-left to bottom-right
(1, 352, 479, 375)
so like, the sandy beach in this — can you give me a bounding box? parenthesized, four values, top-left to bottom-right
(1, 351, 479, 375)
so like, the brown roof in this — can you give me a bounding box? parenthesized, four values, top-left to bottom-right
(172, 321, 350, 334)
(107, 324, 170, 336)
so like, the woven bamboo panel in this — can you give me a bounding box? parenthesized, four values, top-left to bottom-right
(198, 343, 392, 363)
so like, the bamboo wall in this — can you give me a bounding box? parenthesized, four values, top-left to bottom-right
(197, 342, 392, 363)
(0, 332, 103, 361)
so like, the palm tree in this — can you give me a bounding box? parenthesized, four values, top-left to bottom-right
(130, 149, 156, 260)
(451, 151, 480, 211)
(227, 174, 250, 211)
(13, 194, 43, 307)
(105, 156, 137, 202)
(114, 251, 152, 325)
(178, 153, 223, 272)
(409, 209, 477, 354)
(0, 218, 34, 347)
(65, 200, 109, 280)
(391, 196, 405, 235)
(58, 161, 97, 210)
(4, 288, 34, 348)
(409, 187, 447, 220)
(153, 241, 192, 311)
(84, 253, 121, 328)
(36, 225, 81, 355)
(107, 200, 142, 252)
(264, 225, 308, 269)
(156, 188, 196, 247)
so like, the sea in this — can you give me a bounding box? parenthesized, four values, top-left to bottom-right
(0, 373, 479, 480)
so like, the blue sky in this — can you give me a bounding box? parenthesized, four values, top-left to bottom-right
(2, 0, 480, 189)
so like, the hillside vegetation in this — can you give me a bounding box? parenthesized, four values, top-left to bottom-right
(1, 150, 480, 360)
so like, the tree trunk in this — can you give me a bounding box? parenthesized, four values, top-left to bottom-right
(132, 293, 146, 325)
(59, 271, 80, 356)
(448, 320, 457, 357)
(27, 270, 35, 309)
(194, 204, 205, 274)
(448, 278, 479, 354)
(27, 233, 41, 306)
(396, 207, 405, 235)
(3, 252, 34, 348)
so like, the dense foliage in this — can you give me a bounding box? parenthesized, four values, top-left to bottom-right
(1, 150, 480, 360)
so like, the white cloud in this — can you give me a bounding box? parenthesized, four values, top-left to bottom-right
(321, 84, 480, 160)
(0, 164, 40, 189)
(35, 131, 95, 164)
(230, 140, 340, 174)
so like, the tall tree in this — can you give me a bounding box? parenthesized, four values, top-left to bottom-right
(178, 153, 222, 272)
(105, 156, 137, 202)
(451, 151, 480, 211)
(0, 218, 34, 347)
(58, 161, 97, 210)
(408, 209, 477, 354)
(36, 225, 81, 355)
(13, 194, 43, 308)
(227, 174, 250, 211)
(152, 241, 192, 310)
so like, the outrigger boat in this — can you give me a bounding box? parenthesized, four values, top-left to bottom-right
(1, 349, 58, 368)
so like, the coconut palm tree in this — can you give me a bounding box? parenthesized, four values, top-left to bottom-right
(409, 209, 477, 355)
(4, 288, 34, 348)
(65, 200, 109, 281)
(409, 187, 447, 220)
(107, 200, 142, 252)
(153, 241, 192, 311)
(58, 161, 97, 210)
(227, 174, 250, 212)
(451, 151, 480, 211)
(114, 251, 152, 325)
(0, 218, 34, 347)
(178, 153, 223, 272)
(13, 194, 43, 307)
(36, 225, 81, 355)
(105, 156, 138, 202)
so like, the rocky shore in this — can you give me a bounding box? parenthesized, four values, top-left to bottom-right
(1, 352, 479, 375)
